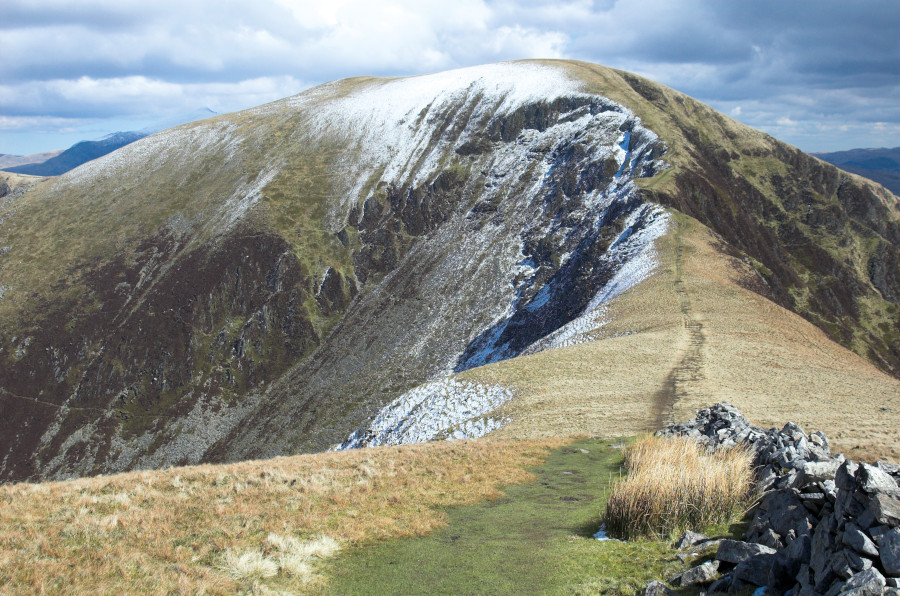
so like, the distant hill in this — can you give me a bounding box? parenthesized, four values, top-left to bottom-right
(812, 147, 900, 195)
(0, 149, 63, 169)
(1, 131, 146, 176)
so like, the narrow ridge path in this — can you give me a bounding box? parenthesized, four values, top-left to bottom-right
(650, 221, 706, 429)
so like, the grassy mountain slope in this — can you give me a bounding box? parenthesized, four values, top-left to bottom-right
(557, 61, 899, 376)
(0, 437, 559, 594)
(0, 171, 44, 199)
(0, 60, 897, 484)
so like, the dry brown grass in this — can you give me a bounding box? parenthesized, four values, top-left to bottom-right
(0, 437, 559, 595)
(604, 436, 753, 540)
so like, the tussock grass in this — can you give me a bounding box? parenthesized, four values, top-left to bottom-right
(0, 438, 558, 594)
(220, 533, 339, 584)
(604, 436, 752, 540)
(220, 549, 279, 580)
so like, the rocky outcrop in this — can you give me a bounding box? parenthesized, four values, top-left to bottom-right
(650, 403, 900, 595)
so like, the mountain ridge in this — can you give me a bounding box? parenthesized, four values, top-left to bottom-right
(0, 60, 897, 483)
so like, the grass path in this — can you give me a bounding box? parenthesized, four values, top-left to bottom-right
(322, 438, 684, 595)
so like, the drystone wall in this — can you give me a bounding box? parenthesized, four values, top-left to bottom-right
(651, 403, 899, 595)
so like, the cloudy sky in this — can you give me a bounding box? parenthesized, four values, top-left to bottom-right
(1, 0, 898, 155)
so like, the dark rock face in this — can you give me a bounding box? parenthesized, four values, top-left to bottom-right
(1, 80, 674, 482)
(0, 226, 326, 480)
(652, 403, 900, 595)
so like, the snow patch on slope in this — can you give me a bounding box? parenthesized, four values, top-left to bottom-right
(307, 62, 587, 222)
(336, 378, 513, 450)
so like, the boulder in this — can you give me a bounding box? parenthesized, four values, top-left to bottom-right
(836, 485, 869, 520)
(756, 528, 784, 550)
(749, 489, 815, 543)
(758, 465, 779, 492)
(673, 530, 709, 550)
(831, 551, 856, 580)
(680, 560, 719, 587)
(795, 460, 842, 489)
(842, 548, 873, 572)
(727, 577, 752, 594)
(734, 553, 777, 586)
(708, 576, 731, 593)
(879, 528, 900, 577)
(866, 491, 900, 527)
(644, 580, 673, 596)
(836, 461, 860, 491)
(869, 525, 890, 542)
(877, 461, 900, 476)
(769, 535, 811, 590)
(841, 523, 880, 557)
(837, 568, 886, 596)
(716, 539, 777, 564)
(857, 463, 899, 493)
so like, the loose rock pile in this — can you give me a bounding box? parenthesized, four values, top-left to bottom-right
(651, 403, 900, 595)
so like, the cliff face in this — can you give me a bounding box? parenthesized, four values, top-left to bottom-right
(0, 61, 896, 482)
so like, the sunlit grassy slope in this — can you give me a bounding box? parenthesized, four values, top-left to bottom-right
(323, 438, 690, 596)
(0, 438, 558, 594)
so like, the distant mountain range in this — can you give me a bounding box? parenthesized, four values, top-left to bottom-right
(0, 108, 219, 177)
(0, 149, 63, 169)
(812, 147, 900, 195)
(1, 131, 148, 176)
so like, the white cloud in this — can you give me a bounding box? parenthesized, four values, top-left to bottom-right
(0, 115, 81, 131)
(0, 0, 897, 153)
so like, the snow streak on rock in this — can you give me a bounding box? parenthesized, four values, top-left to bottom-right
(336, 378, 513, 450)
(526, 204, 669, 353)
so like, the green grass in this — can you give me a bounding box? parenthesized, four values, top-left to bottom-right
(322, 438, 727, 595)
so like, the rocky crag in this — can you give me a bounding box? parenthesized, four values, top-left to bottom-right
(654, 403, 899, 595)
